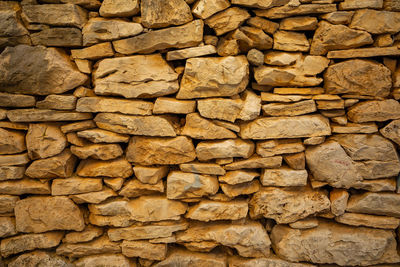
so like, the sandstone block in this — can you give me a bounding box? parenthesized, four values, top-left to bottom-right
(133, 166, 169, 184)
(0, 128, 25, 155)
(56, 235, 121, 257)
(186, 200, 248, 221)
(71, 143, 123, 160)
(0, 92, 35, 108)
(335, 213, 400, 229)
(77, 157, 133, 178)
(63, 225, 103, 243)
(350, 9, 400, 34)
(51, 177, 102, 195)
(179, 162, 225, 175)
(153, 98, 196, 114)
(167, 171, 219, 199)
(36, 95, 77, 110)
(141, 0, 192, 28)
(0, 179, 50, 195)
(181, 113, 237, 139)
(273, 31, 310, 52)
(0, 166, 25, 181)
(261, 168, 308, 187)
(192, 0, 230, 19)
(205, 7, 250, 36)
(166, 45, 217, 60)
(347, 100, 400, 123)
(30, 27, 82, 47)
(77, 128, 129, 143)
(196, 139, 254, 161)
(7, 109, 92, 122)
(75, 254, 132, 267)
(346, 192, 400, 217)
(122, 240, 167, 260)
(99, 0, 139, 17)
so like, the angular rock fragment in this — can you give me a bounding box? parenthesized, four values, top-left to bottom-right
(126, 136, 196, 165)
(219, 170, 258, 185)
(197, 98, 242, 122)
(180, 162, 225, 175)
(177, 56, 249, 99)
(0, 166, 25, 181)
(30, 28, 82, 47)
(330, 189, 349, 216)
(0, 93, 35, 108)
(0, 128, 25, 155)
(15, 196, 84, 233)
(349, 9, 400, 34)
(205, 7, 250, 36)
(262, 100, 316, 116)
(77, 157, 133, 178)
(192, 0, 230, 19)
(256, 139, 304, 157)
(255, 4, 337, 19)
(221, 180, 260, 197)
(186, 200, 248, 221)
(339, 0, 383, 10)
(0, 179, 50, 195)
(70, 187, 117, 204)
(99, 0, 139, 17)
(347, 100, 400, 123)
(0, 45, 87, 95)
(167, 45, 217, 60)
(335, 213, 400, 229)
(0, 217, 16, 238)
(77, 128, 129, 143)
(346, 192, 400, 217)
(122, 240, 167, 260)
(36, 95, 77, 110)
(7, 109, 92, 122)
(71, 42, 114, 60)
(229, 255, 315, 267)
(196, 139, 254, 161)
(75, 254, 132, 267)
(79, 97, 153, 116)
(113, 20, 203, 54)
(261, 168, 308, 187)
(133, 166, 169, 184)
(380, 119, 400, 145)
(141, 0, 192, 28)
(181, 113, 236, 139)
(51, 177, 102, 195)
(273, 31, 310, 52)
(327, 46, 400, 59)
(71, 144, 123, 160)
(56, 235, 121, 257)
(224, 155, 282, 170)
(63, 225, 103, 243)
(8, 251, 71, 267)
(280, 16, 318, 31)
(167, 171, 219, 199)
(119, 179, 164, 197)
(0, 153, 29, 166)
(94, 54, 179, 99)
(153, 98, 196, 114)
(232, 0, 289, 9)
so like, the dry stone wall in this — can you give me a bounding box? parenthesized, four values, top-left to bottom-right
(0, 0, 400, 266)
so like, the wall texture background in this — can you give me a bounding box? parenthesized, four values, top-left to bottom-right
(0, 0, 400, 266)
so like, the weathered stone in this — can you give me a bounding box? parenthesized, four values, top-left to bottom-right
(247, 16, 279, 35)
(330, 189, 349, 216)
(247, 49, 264, 66)
(219, 170, 258, 185)
(15, 196, 84, 233)
(224, 155, 282, 170)
(177, 220, 270, 257)
(63, 225, 103, 243)
(167, 45, 216, 60)
(51, 177, 102, 195)
(327, 46, 400, 59)
(339, 0, 383, 10)
(305, 141, 361, 188)
(380, 119, 400, 145)
(280, 16, 317, 31)
(186, 200, 248, 221)
(221, 180, 260, 197)
(25, 149, 77, 179)
(237, 26, 274, 51)
(240, 115, 330, 139)
(70, 187, 117, 204)
(113, 20, 203, 54)
(99, 0, 139, 17)
(310, 21, 373, 55)
(348, 100, 400, 123)
(271, 221, 400, 266)
(7, 109, 92, 122)
(71, 144, 123, 160)
(192, 0, 230, 19)
(122, 240, 167, 260)
(167, 171, 219, 199)
(108, 220, 189, 241)
(256, 139, 304, 157)
(336, 213, 400, 229)
(331, 122, 378, 134)
(261, 168, 308, 187)
(0, 195, 18, 214)
(0, 45, 87, 95)
(1, 232, 63, 258)
(141, 0, 192, 28)
(352, 178, 396, 192)
(77, 157, 133, 178)
(78, 128, 129, 143)
(22, 4, 87, 28)
(133, 166, 169, 185)
(153, 98, 196, 114)
(346, 192, 400, 217)
(104, 178, 124, 191)
(284, 152, 305, 170)
(0, 179, 50, 195)
(320, 11, 354, 25)
(289, 217, 319, 230)
(26, 123, 67, 160)
(262, 100, 316, 116)
(94, 54, 178, 99)
(250, 187, 330, 224)
(0, 128, 25, 155)
(8, 251, 71, 267)
(0, 93, 35, 108)
(180, 162, 225, 175)
(0, 217, 16, 238)
(75, 254, 132, 267)
(205, 7, 250, 36)
(83, 17, 143, 45)
(126, 136, 196, 165)
(71, 42, 114, 60)
(0, 153, 29, 166)
(0, 8, 28, 37)
(0, 166, 25, 181)
(196, 139, 254, 161)
(324, 59, 391, 97)
(255, 4, 337, 19)
(177, 56, 249, 99)
(273, 31, 310, 52)
(56, 235, 121, 257)
(60, 121, 95, 134)
(229, 255, 315, 267)
(68, 133, 97, 147)
(264, 51, 300, 66)
(237, 90, 261, 121)
(36, 95, 77, 110)
(197, 98, 242, 122)
(273, 87, 324, 95)
(30, 27, 82, 47)
(350, 9, 400, 34)
(119, 179, 164, 197)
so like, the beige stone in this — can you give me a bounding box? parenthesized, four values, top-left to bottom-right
(77, 157, 133, 178)
(0, 92, 35, 108)
(264, 51, 300, 66)
(113, 20, 203, 54)
(324, 59, 391, 97)
(133, 166, 168, 185)
(256, 139, 304, 157)
(255, 4, 337, 19)
(247, 49, 264, 66)
(320, 11, 354, 24)
(329, 189, 349, 216)
(177, 220, 270, 257)
(0, 166, 25, 181)
(221, 180, 260, 197)
(355, 160, 400, 180)
(250, 187, 330, 223)
(36, 95, 77, 110)
(260, 93, 310, 103)
(261, 168, 308, 187)
(306, 141, 361, 188)
(352, 178, 396, 192)
(219, 170, 258, 185)
(237, 26, 274, 51)
(122, 240, 167, 260)
(240, 115, 330, 139)
(280, 16, 317, 31)
(232, 0, 288, 9)
(0, 45, 87, 95)
(71, 144, 122, 160)
(283, 152, 305, 170)
(7, 109, 92, 122)
(167, 45, 216, 61)
(271, 221, 400, 266)
(273, 87, 324, 95)
(197, 98, 242, 122)
(327, 46, 400, 59)
(331, 122, 378, 134)
(177, 56, 249, 99)
(141, 0, 192, 28)
(336, 213, 400, 229)
(71, 187, 117, 204)
(310, 21, 373, 55)
(289, 217, 319, 230)
(186, 200, 248, 221)
(192, 0, 230, 19)
(1, 232, 63, 258)
(26, 123, 67, 160)
(273, 31, 310, 52)
(0, 8, 28, 37)
(108, 220, 189, 241)
(339, 0, 383, 10)
(380, 119, 400, 145)
(153, 98, 196, 114)
(179, 162, 225, 175)
(77, 128, 129, 143)
(25, 149, 76, 179)
(94, 54, 178, 99)
(104, 178, 124, 191)
(237, 90, 261, 121)
(71, 42, 114, 60)
(30, 27, 82, 47)
(205, 7, 250, 36)
(229, 255, 315, 267)
(0, 217, 16, 238)
(99, 0, 139, 17)
(247, 16, 279, 35)
(74, 59, 91, 74)
(262, 100, 316, 116)
(350, 9, 400, 34)
(51, 177, 102, 196)
(0, 195, 18, 214)
(56, 235, 121, 257)
(63, 225, 103, 244)
(167, 171, 219, 199)
(83, 17, 143, 45)
(348, 100, 400, 123)
(0, 179, 50, 195)
(8, 251, 71, 267)
(67, 132, 95, 147)
(224, 155, 282, 170)
(0, 153, 29, 166)
(346, 192, 400, 217)
(119, 179, 164, 197)
(0, 128, 25, 155)
(196, 139, 254, 161)
(75, 254, 132, 267)
(15, 196, 84, 233)
(0, 122, 28, 131)
(155, 248, 227, 267)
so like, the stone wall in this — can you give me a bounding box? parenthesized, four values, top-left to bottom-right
(0, 0, 400, 266)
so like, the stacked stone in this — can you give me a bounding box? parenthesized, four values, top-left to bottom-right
(1, 0, 400, 266)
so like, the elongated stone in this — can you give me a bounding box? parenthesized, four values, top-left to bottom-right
(71, 144, 123, 160)
(347, 100, 400, 123)
(155, 248, 227, 267)
(261, 168, 308, 187)
(181, 113, 236, 139)
(51, 177, 103, 196)
(77, 157, 133, 178)
(179, 162, 225, 175)
(30, 27, 82, 47)
(255, 4, 337, 19)
(186, 200, 248, 221)
(122, 240, 167, 260)
(7, 109, 92, 122)
(77, 128, 129, 143)
(0, 166, 25, 181)
(0, 93, 35, 108)
(0, 153, 29, 166)
(196, 139, 254, 161)
(153, 98, 196, 114)
(77, 97, 153, 115)
(133, 166, 169, 185)
(349, 9, 400, 34)
(205, 7, 250, 36)
(346, 192, 400, 217)
(56, 235, 121, 257)
(0, 179, 50, 195)
(36, 95, 77, 111)
(335, 213, 400, 229)
(141, 0, 192, 28)
(328, 46, 400, 59)
(99, 0, 139, 17)
(224, 155, 282, 170)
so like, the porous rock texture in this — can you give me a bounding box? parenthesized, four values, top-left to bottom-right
(0, 0, 400, 266)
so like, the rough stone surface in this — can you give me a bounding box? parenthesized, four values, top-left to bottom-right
(205, 7, 250, 36)
(181, 113, 236, 139)
(347, 100, 400, 123)
(196, 139, 254, 161)
(0, 128, 25, 155)
(99, 0, 139, 17)
(77, 157, 133, 178)
(77, 97, 153, 115)
(141, 0, 192, 28)
(346, 192, 400, 217)
(349, 9, 400, 34)
(186, 200, 248, 221)
(167, 171, 219, 199)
